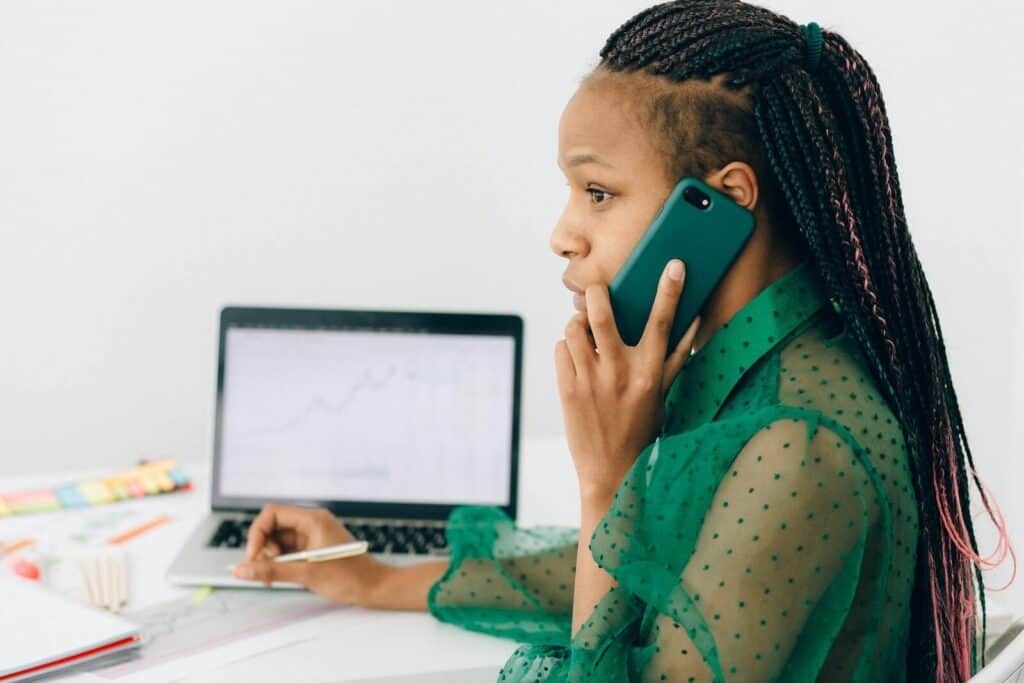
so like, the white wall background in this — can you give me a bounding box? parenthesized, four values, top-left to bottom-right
(3, 1, 1023, 602)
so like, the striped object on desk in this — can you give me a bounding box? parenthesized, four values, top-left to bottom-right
(0, 459, 191, 516)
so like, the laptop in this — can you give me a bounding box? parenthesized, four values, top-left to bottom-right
(167, 305, 523, 588)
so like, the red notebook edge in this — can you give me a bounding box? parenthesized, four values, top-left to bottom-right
(0, 633, 141, 682)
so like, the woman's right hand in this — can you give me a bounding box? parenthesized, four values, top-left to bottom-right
(232, 502, 390, 606)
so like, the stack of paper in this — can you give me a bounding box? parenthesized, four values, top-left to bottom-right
(0, 575, 141, 681)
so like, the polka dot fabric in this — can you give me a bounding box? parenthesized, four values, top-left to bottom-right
(426, 261, 917, 682)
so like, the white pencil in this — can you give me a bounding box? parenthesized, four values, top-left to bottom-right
(112, 550, 127, 612)
(100, 553, 113, 610)
(226, 540, 369, 571)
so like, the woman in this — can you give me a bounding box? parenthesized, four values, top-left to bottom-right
(231, 1, 1011, 680)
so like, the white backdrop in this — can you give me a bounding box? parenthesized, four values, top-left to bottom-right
(3, 1, 1023, 603)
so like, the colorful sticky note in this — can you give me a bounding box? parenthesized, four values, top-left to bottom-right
(125, 478, 146, 498)
(54, 484, 90, 508)
(0, 459, 188, 517)
(166, 467, 189, 487)
(103, 478, 130, 501)
(139, 475, 159, 495)
(5, 489, 60, 514)
(79, 480, 114, 505)
(139, 458, 176, 472)
(153, 469, 175, 492)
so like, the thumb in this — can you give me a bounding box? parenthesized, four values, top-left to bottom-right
(233, 559, 307, 587)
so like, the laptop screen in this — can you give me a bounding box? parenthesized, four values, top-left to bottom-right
(211, 309, 521, 517)
(210, 305, 524, 518)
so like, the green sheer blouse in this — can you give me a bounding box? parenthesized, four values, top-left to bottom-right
(426, 260, 918, 682)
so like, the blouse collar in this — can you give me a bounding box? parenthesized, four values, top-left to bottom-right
(661, 259, 832, 435)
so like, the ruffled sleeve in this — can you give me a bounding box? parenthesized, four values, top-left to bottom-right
(428, 404, 893, 682)
(427, 505, 579, 647)
(571, 405, 891, 682)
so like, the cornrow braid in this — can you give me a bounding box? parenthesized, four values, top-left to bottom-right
(585, 1, 1013, 681)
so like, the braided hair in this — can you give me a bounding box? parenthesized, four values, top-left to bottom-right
(582, 1, 1013, 680)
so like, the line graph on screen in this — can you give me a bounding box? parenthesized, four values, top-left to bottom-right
(217, 328, 514, 506)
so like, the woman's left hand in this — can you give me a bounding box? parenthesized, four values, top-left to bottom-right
(555, 259, 701, 499)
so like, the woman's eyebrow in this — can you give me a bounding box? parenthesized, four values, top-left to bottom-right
(558, 153, 616, 170)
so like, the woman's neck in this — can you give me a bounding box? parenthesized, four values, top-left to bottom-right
(691, 241, 805, 354)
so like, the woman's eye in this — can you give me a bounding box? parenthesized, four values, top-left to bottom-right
(564, 182, 612, 206)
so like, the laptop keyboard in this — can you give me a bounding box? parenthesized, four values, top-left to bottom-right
(208, 517, 450, 556)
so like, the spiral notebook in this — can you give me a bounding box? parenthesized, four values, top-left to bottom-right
(0, 576, 141, 682)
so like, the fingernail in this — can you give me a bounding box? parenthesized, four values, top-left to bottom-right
(233, 563, 253, 579)
(667, 260, 683, 281)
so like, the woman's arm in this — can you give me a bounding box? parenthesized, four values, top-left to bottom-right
(361, 559, 449, 611)
(571, 486, 618, 636)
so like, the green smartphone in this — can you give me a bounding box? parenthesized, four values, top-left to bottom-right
(608, 176, 756, 353)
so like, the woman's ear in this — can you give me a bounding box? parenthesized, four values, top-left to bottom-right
(704, 161, 759, 211)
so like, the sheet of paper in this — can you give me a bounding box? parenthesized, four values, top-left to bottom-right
(175, 607, 521, 683)
(82, 588, 335, 682)
(0, 490, 204, 611)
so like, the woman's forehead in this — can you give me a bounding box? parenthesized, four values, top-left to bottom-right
(557, 83, 659, 173)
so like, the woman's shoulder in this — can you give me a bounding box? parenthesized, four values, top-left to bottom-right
(663, 308, 914, 504)
(667, 310, 920, 550)
(773, 310, 912, 482)
(705, 308, 908, 458)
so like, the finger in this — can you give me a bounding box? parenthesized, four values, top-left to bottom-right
(564, 311, 596, 381)
(233, 558, 308, 588)
(662, 315, 702, 394)
(271, 528, 301, 553)
(246, 504, 277, 560)
(640, 259, 686, 363)
(246, 503, 312, 561)
(583, 284, 624, 362)
(554, 340, 575, 395)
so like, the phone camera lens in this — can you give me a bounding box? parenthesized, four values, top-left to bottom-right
(683, 186, 712, 211)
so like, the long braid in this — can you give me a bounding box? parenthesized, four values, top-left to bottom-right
(586, 2, 1013, 680)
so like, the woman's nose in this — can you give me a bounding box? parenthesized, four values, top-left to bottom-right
(549, 222, 588, 259)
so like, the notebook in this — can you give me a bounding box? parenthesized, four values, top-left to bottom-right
(0, 576, 141, 682)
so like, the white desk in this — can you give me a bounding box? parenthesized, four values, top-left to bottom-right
(0, 435, 583, 682)
(6, 437, 1015, 681)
